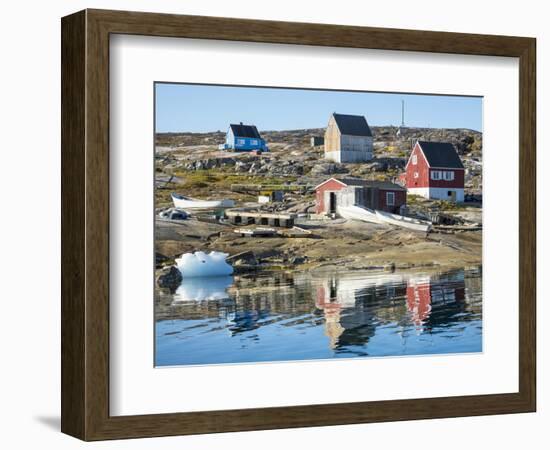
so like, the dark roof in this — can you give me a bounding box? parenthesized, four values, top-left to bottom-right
(229, 123, 262, 139)
(418, 141, 464, 169)
(332, 113, 372, 137)
(336, 178, 406, 191)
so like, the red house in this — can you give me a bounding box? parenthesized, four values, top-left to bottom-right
(404, 141, 465, 202)
(315, 177, 406, 215)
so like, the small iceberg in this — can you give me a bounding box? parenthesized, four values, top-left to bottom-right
(175, 251, 234, 278)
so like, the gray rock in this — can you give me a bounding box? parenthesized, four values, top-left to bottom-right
(310, 163, 348, 175)
(366, 161, 387, 172)
(156, 266, 183, 291)
(248, 162, 261, 173)
(290, 256, 306, 265)
(235, 161, 251, 172)
(227, 251, 258, 266)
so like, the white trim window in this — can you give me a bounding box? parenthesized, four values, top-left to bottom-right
(412, 154, 417, 165)
(443, 171, 455, 181)
(431, 170, 442, 180)
(250, 139, 258, 145)
(413, 172, 419, 179)
(237, 139, 245, 145)
(386, 192, 395, 206)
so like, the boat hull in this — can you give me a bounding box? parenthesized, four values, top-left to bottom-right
(375, 210, 431, 232)
(337, 205, 382, 224)
(171, 194, 234, 210)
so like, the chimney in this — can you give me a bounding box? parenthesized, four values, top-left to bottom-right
(240, 122, 243, 125)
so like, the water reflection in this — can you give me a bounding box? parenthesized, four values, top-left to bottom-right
(155, 267, 482, 366)
(172, 276, 233, 302)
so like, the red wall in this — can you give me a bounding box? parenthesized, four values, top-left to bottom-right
(405, 143, 430, 188)
(315, 179, 346, 213)
(428, 169, 464, 188)
(405, 143, 465, 189)
(377, 189, 406, 213)
(406, 281, 432, 326)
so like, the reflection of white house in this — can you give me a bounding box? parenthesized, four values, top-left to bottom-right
(315, 273, 408, 308)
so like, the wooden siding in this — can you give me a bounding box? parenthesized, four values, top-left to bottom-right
(405, 143, 431, 188)
(405, 142, 464, 190)
(324, 115, 340, 154)
(315, 178, 346, 213)
(377, 188, 406, 213)
(316, 179, 406, 214)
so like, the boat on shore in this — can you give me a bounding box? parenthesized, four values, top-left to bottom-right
(337, 205, 431, 232)
(171, 193, 235, 210)
(337, 205, 382, 224)
(234, 227, 277, 237)
(375, 210, 431, 233)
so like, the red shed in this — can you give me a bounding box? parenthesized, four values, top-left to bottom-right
(315, 177, 406, 215)
(404, 141, 465, 202)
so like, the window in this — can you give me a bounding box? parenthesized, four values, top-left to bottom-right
(386, 192, 395, 206)
(431, 170, 442, 180)
(250, 139, 258, 145)
(444, 171, 454, 181)
(412, 154, 417, 165)
(414, 172, 419, 179)
(237, 139, 245, 145)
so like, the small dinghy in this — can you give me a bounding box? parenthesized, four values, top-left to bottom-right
(171, 193, 234, 210)
(375, 210, 431, 232)
(337, 205, 383, 224)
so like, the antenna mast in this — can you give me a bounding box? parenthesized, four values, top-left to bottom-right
(401, 100, 405, 127)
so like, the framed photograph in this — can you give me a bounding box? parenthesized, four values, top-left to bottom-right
(61, 9, 536, 441)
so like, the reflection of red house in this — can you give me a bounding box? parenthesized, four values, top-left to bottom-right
(404, 141, 465, 202)
(406, 278, 432, 326)
(315, 284, 342, 315)
(406, 276, 466, 326)
(315, 284, 345, 349)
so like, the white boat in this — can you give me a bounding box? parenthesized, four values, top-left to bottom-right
(234, 227, 277, 237)
(171, 193, 234, 210)
(375, 210, 431, 233)
(337, 205, 383, 224)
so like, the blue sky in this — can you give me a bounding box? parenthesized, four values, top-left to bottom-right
(155, 83, 482, 133)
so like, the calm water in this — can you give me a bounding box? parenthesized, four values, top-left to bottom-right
(155, 267, 482, 366)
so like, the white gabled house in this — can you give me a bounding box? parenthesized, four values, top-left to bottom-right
(324, 113, 373, 163)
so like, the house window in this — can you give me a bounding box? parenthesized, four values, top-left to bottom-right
(431, 170, 442, 180)
(412, 154, 417, 165)
(237, 139, 245, 145)
(250, 139, 258, 145)
(414, 172, 419, 179)
(386, 192, 395, 206)
(443, 171, 454, 181)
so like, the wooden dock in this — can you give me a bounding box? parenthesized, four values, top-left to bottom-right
(225, 209, 297, 228)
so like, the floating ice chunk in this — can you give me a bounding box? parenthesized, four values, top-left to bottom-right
(175, 251, 234, 278)
(172, 276, 233, 302)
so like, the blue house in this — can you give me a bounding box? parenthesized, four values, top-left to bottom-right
(219, 122, 269, 152)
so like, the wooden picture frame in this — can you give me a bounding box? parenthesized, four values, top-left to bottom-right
(61, 9, 536, 441)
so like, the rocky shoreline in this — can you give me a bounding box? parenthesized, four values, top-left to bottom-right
(155, 215, 482, 291)
(154, 125, 483, 292)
